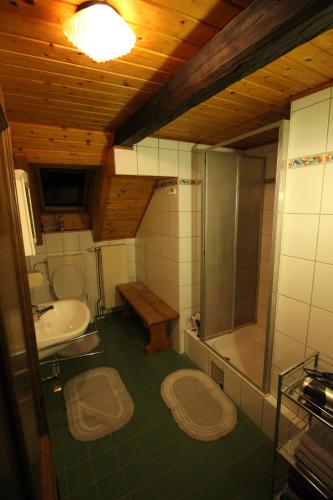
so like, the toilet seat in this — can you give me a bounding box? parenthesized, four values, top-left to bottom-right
(52, 264, 85, 300)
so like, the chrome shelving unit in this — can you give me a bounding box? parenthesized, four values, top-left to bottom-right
(272, 353, 333, 499)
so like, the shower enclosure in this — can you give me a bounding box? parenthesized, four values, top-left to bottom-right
(201, 151, 265, 386)
(199, 121, 289, 392)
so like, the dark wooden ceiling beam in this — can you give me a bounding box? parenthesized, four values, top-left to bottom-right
(114, 0, 333, 146)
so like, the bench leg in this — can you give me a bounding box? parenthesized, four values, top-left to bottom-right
(145, 322, 171, 355)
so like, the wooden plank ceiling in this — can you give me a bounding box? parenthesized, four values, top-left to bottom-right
(1, 0, 333, 146)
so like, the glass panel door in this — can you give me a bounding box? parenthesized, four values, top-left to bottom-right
(202, 151, 238, 341)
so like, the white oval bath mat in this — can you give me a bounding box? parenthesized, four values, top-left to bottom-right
(161, 369, 237, 441)
(64, 367, 134, 441)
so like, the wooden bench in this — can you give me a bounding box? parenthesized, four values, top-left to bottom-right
(116, 281, 179, 354)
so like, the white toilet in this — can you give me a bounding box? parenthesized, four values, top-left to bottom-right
(48, 255, 88, 304)
(47, 255, 97, 355)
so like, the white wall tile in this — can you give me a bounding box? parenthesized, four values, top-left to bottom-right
(159, 148, 178, 177)
(272, 86, 333, 399)
(178, 185, 193, 212)
(86, 283, 98, 302)
(159, 139, 179, 150)
(179, 261, 194, 286)
(171, 321, 182, 353)
(240, 382, 263, 428)
(307, 306, 333, 360)
(185, 331, 209, 373)
(128, 244, 136, 262)
(312, 262, 333, 312)
(114, 147, 138, 175)
(325, 97, 333, 151)
(273, 330, 306, 370)
(281, 214, 319, 260)
(321, 164, 333, 213)
(36, 239, 46, 255)
(167, 188, 179, 212)
(128, 261, 136, 278)
(223, 365, 241, 406)
(270, 364, 280, 396)
(262, 399, 276, 441)
(137, 146, 159, 176)
(278, 255, 314, 303)
(317, 215, 333, 264)
(63, 232, 80, 253)
(179, 150, 192, 178)
(137, 137, 158, 147)
(179, 285, 194, 309)
(179, 212, 192, 237)
(34, 284, 53, 304)
(284, 165, 324, 214)
(79, 230, 94, 250)
(179, 141, 195, 152)
(166, 236, 179, 261)
(292, 88, 330, 112)
(168, 212, 179, 237)
(84, 252, 97, 285)
(45, 233, 63, 254)
(275, 294, 310, 344)
(179, 237, 192, 262)
(289, 99, 330, 158)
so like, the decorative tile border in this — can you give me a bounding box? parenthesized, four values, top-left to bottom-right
(180, 178, 201, 185)
(157, 179, 178, 188)
(157, 178, 201, 188)
(289, 151, 333, 168)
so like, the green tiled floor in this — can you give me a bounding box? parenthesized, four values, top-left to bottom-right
(43, 313, 277, 499)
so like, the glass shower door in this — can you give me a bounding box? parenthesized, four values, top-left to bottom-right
(201, 151, 238, 341)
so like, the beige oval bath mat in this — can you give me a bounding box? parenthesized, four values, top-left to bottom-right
(64, 367, 134, 441)
(161, 369, 237, 441)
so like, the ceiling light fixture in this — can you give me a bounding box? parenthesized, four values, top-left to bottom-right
(63, 1, 136, 63)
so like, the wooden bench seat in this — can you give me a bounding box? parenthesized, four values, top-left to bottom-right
(116, 281, 179, 354)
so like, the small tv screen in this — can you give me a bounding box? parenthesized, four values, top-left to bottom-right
(39, 167, 87, 209)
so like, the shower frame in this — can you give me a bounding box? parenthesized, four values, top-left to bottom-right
(200, 120, 290, 393)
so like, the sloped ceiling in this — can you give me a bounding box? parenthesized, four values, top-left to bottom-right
(0, 0, 333, 145)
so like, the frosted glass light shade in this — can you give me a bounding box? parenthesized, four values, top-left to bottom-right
(63, 1, 136, 63)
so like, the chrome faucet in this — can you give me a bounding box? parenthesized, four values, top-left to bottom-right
(32, 304, 54, 320)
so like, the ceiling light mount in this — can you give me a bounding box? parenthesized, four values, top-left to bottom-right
(63, 0, 136, 63)
(75, 1, 114, 14)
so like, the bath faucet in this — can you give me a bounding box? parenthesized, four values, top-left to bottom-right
(32, 304, 54, 320)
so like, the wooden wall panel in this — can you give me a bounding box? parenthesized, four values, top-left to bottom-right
(11, 124, 157, 240)
(0, 0, 254, 138)
(40, 212, 90, 231)
(0, 1, 333, 147)
(92, 173, 157, 241)
(11, 122, 112, 165)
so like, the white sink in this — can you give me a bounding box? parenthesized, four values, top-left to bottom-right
(34, 299, 91, 360)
